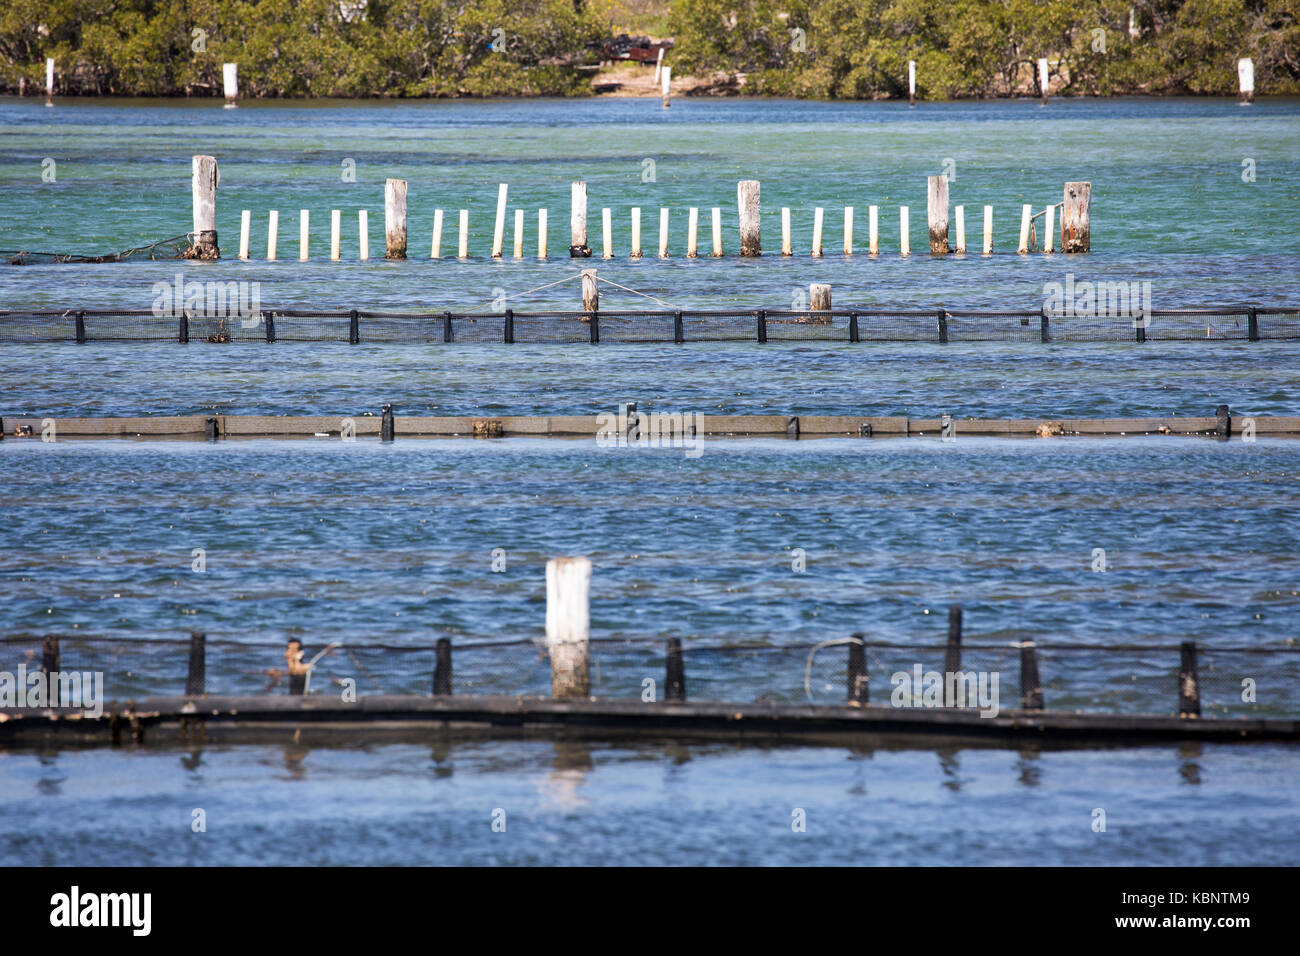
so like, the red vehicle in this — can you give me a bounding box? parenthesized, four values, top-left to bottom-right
(602, 35, 673, 64)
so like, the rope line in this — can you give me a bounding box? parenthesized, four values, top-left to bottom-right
(595, 276, 678, 309)
(460, 272, 585, 314)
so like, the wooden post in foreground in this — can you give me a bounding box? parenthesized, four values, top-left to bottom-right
(385, 178, 408, 258)
(433, 638, 452, 695)
(42, 636, 60, 706)
(781, 207, 791, 256)
(286, 639, 307, 696)
(711, 207, 722, 256)
(602, 207, 613, 259)
(330, 209, 341, 260)
(658, 207, 670, 258)
(869, 205, 879, 256)
(847, 636, 868, 704)
(514, 208, 525, 259)
(943, 605, 962, 706)
(431, 209, 444, 259)
(238, 209, 251, 260)
(191, 155, 219, 259)
(570, 181, 590, 257)
(223, 63, 238, 108)
(927, 175, 949, 255)
(186, 633, 206, 696)
(982, 205, 993, 255)
(1019, 641, 1044, 710)
(665, 637, 686, 701)
(299, 209, 309, 261)
(458, 209, 469, 258)
(687, 207, 699, 257)
(266, 210, 278, 260)
(843, 206, 854, 255)
(809, 283, 832, 325)
(899, 206, 910, 256)
(737, 180, 760, 256)
(811, 207, 824, 257)
(630, 207, 642, 258)
(1179, 641, 1201, 718)
(954, 205, 965, 254)
(546, 556, 592, 699)
(358, 209, 369, 261)
(1043, 203, 1055, 253)
(1061, 182, 1091, 253)
(581, 268, 598, 315)
(490, 183, 507, 258)
(537, 208, 548, 259)
(1238, 57, 1254, 104)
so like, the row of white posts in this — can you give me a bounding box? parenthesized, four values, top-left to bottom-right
(209, 174, 1091, 261)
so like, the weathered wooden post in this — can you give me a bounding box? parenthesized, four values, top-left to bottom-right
(847, 635, 868, 705)
(299, 210, 309, 260)
(687, 207, 699, 257)
(811, 207, 824, 257)
(869, 205, 879, 256)
(266, 210, 278, 260)
(430, 209, 444, 259)
(358, 209, 369, 261)
(42, 636, 60, 706)
(45, 57, 54, 106)
(1043, 204, 1055, 253)
(186, 633, 206, 696)
(1017, 204, 1032, 254)
(330, 209, 341, 260)
(1238, 57, 1254, 104)
(661, 66, 672, 108)
(223, 62, 238, 108)
(899, 206, 910, 256)
(1061, 182, 1091, 253)
(665, 637, 686, 701)
(581, 268, 598, 315)
(982, 205, 993, 255)
(546, 556, 592, 699)
(658, 207, 670, 258)
(1178, 641, 1201, 717)
(514, 208, 525, 259)
(943, 605, 962, 706)
(489, 183, 507, 258)
(1019, 640, 1044, 710)
(286, 639, 307, 696)
(433, 637, 453, 695)
(381, 402, 394, 441)
(238, 209, 251, 260)
(630, 207, 642, 258)
(737, 180, 761, 256)
(570, 181, 590, 257)
(601, 207, 613, 259)
(1215, 403, 1231, 439)
(1038, 57, 1050, 105)
(843, 206, 854, 255)
(385, 178, 408, 258)
(809, 283, 832, 325)
(457, 209, 469, 258)
(927, 175, 949, 255)
(781, 207, 792, 256)
(711, 207, 722, 256)
(191, 155, 220, 259)
(537, 208, 548, 258)
(954, 205, 965, 254)
(908, 59, 916, 106)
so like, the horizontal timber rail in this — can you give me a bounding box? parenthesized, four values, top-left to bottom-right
(1, 306, 1296, 344)
(2, 409, 1294, 439)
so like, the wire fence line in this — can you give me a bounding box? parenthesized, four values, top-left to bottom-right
(6, 632, 1297, 719)
(0, 306, 1297, 344)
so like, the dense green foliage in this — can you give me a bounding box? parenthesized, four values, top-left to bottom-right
(0, 0, 606, 96)
(668, 0, 1300, 97)
(1, 0, 1295, 97)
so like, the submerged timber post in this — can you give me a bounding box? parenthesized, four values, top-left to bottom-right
(781, 207, 791, 256)
(286, 640, 307, 696)
(1179, 641, 1201, 718)
(514, 208, 525, 259)
(602, 207, 613, 259)
(546, 556, 592, 699)
(191, 155, 219, 259)
(927, 175, 949, 255)
(1238, 57, 1254, 104)
(570, 181, 590, 257)
(186, 633, 206, 697)
(954, 205, 965, 254)
(847, 636, 868, 705)
(1061, 182, 1091, 253)
(1017, 204, 1032, 254)
(223, 62, 238, 108)
(492, 183, 507, 258)
(42, 636, 61, 705)
(630, 207, 642, 258)
(982, 205, 993, 255)
(1019, 641, 1044, 710)
(458, 209, 469, 258)
(537, 208, 548, 259)
(687, 207, 699, 257)
(386, 179, 408, 259)
(665, 637, 686, 701)
(812, 207, 824, 257)
(659, 207, 670, 258)
(330, 209, 341, 260)
(238, 209, 251, 260)
(737, 180, 760, 256)
(809, 283, 832, 325)
(267, 210, 278, 260)
(1043, 204, 1055, 253)
(943, 605, 962, 706)
(843, 206, 854, 255)
(581, 268, 598, 316)
(358, 209, 369, 261)
(711, 207, 722, 256)
(433, 638, 452, 695)
(869, 205, 879, 256)
(899, 206, 910, 256)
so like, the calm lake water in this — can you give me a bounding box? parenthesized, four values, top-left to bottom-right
(2, 97, 1298, 866)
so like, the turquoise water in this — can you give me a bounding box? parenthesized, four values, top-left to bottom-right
(2, 97, 1298, 866)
